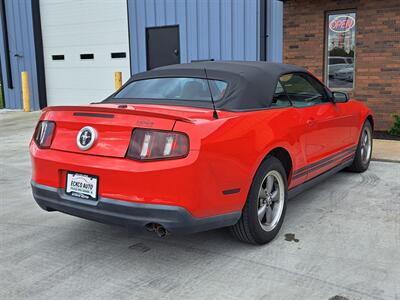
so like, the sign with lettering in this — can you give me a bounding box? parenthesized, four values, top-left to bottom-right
(329, 15, 355, 33)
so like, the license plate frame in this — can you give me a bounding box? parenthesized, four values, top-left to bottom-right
(65, 172, 99, 201)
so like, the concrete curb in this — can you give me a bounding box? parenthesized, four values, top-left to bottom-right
(372, 139, 400, 163)
(371, 158, 400, 164)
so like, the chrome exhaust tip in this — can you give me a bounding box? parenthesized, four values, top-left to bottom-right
(145, 223, 169, 238)
(155, 224, 168, 238)
(145, 223, 156, 232)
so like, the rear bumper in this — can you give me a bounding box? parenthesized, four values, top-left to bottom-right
(31, 181, 241, 234)
(30, 142, 246, 218)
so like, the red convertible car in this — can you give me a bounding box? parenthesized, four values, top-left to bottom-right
(30, 61, 373, 244)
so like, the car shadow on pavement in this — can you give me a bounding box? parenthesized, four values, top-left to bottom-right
(43, 164, 392, 268)
(50, 168, 362, 258)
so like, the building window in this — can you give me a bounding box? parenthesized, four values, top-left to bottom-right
(80, 53, 94, 60)
(52, 55, 64, 61)
(111, 52, 126, 59)
(326, 11, 356, 90)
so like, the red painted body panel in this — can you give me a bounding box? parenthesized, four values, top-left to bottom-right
(30, 100, 372, 218)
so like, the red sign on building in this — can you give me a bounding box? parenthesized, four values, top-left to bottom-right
(329, 15, 355, 33)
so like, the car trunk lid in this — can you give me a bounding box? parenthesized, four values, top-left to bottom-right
(44, 104, 202, 158)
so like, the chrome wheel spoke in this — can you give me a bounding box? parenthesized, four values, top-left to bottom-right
(258, 204, 267, 221)
(271, 190, 279, 202)
(259, 188, 267, 199)
(363, 134, 368, 145)
(265, 206, 273, 224)
(266, 175, 274, 193)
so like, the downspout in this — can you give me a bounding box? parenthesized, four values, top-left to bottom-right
(259, 0, 268, 61)
(0, 0, 13, 89)
(31, 0, 47, 109)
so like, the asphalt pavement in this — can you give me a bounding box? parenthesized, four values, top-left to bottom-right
(1, 111, 399, 300)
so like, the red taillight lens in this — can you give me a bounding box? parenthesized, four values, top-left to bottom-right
(33, 121, 56, 149)
(127, 129, 189, 161)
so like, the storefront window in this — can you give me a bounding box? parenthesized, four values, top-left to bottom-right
(326, 12, 356, 90)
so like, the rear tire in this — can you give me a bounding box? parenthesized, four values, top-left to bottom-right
(348, 120, 373, 173)
(230, 156, 287, 245)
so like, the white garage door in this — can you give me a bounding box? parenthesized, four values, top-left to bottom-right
(40, 0, 130, 106)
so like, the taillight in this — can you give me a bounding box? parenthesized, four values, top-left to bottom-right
(33, 121, 56, 149)
(127, 128, 189, 161)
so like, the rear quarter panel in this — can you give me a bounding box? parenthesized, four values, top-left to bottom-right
(174, 108, 307, 214)
(175, 99, 372, 215)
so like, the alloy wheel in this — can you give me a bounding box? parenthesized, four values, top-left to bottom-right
(257, 170, 285, 232)
(360, 126, 372, 164)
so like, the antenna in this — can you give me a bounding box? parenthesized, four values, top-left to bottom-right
(204, 68, 219, 119)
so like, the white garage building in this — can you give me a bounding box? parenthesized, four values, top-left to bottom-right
(0, 0, 283, 109)
(40, 0, 130, 106)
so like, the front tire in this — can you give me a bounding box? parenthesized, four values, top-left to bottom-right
(348, 120, 373, 173)
(230, 157, 287, 245)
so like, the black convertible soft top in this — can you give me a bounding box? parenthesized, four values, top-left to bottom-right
(103, 61, 307, 111)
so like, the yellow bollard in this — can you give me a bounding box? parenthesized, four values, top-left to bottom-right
(115, 71, 122, 91)
(21, 71, 30, 112)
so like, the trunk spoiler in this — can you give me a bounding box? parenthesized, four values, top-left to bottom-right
(42, 106, 195, 123)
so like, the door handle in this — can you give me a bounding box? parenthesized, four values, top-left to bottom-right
(306, 119, 316, 127)
(14, 54, 23, 58)
(173, 49, 179, 56)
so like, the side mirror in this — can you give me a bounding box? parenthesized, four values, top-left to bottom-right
(332, 91, 349, 103)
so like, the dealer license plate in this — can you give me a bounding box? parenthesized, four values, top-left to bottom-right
(66, 172, 98, 200)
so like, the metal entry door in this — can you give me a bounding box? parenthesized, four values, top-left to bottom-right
(146, 25, 180, 70)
